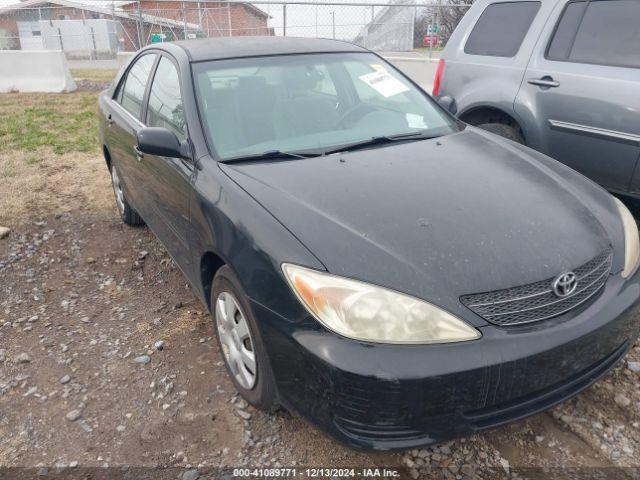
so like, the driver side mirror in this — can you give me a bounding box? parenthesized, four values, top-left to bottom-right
(136, 127, 191, 159)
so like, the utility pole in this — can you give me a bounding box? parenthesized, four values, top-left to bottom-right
(183, 1, 187, 40)
(110, 0, 116, 51)
(331, 11, 335, 39)
(428, 14, 434, 58)
(282, 4, 287, 36)
(136, 0, 143, 49)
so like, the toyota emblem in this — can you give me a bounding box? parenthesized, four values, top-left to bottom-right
(552, 272, 578, 297)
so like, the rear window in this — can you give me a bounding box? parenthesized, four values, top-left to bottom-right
(464, 1, 541, 57)
(547, 0, 640, 69)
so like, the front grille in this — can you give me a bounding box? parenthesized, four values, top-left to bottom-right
(460, 248, 612, 326)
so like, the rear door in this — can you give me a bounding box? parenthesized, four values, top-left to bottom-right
(438, 0, 551, 117)
(108, 52, 158, 215)
(515, 0, 640, 193)
(139, 54, 194, 271)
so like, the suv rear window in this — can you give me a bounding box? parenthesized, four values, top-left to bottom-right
(547, 0, 640, 69)
(464, 1, 541, 57)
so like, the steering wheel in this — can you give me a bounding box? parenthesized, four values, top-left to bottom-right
(338, 103, 378, 129)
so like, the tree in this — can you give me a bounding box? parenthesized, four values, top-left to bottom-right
(414, 0, 474, 48)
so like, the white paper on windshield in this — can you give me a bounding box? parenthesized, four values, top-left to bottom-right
(359, 70, 410, 98)
(405, 113, 428, 129)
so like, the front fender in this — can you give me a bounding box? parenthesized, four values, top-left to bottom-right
(189, 160, 325, 320)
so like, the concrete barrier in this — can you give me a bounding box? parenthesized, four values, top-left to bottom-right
(0, 50, 76, 93)
(382, 55, 439, 94)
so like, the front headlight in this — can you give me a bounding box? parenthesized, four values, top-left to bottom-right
(614, 197, 640, 278)
(282, 263, 480, 344)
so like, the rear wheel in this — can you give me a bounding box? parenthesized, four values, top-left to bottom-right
(110, 164, 144, 227)
(212, 266, 277, 411)
(477, 123, 525, 144)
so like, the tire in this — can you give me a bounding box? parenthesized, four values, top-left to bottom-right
(211, 265, 277, 411)
(477, 122, 525, 144)
(109, 163, 144, 227)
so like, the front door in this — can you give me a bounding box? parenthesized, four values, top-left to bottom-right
(108, 52, 158, 216)
(515, 0, 640, 193)
(139, 54, 194, 272)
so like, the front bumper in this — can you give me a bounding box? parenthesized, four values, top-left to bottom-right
(252, 272, 640, 450)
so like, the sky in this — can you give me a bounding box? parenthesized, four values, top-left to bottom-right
(0, 0, 421, 42)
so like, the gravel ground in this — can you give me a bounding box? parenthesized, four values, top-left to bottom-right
(0, 89, 639, 480)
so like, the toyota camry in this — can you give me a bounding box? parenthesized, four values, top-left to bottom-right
(97, 37, 640, 450)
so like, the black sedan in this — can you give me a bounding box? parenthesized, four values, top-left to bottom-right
(97, 37, 640, 450)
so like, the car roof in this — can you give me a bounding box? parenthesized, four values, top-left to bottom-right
(170, 36, 369, 62)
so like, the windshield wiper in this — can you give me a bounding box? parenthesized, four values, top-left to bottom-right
(220, 131, 441, 163)
(320, 131, 442, 156)
(221, 150, 320, 164)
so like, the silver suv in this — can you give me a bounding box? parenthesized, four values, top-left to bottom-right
(434, 0, 640, 196)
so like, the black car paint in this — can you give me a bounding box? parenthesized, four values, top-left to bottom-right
(220, 129, 625, 326)
(97, 38, 640, 450)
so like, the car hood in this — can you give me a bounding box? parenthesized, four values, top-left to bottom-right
(220, 128, 623, 325)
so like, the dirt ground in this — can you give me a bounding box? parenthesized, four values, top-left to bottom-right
(0, 86, 639, 480)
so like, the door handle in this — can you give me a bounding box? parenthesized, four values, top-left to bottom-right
(107, 114, 114, 126)
(134, 145, 144, 162)
(528, 76, 560, 88)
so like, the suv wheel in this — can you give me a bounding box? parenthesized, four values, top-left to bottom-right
(477, 123, 525, 144)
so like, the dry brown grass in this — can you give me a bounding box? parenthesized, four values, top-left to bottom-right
(0, 91, 116, 226)
(0, 148, 115, 226)
(70, 68, 118, 83)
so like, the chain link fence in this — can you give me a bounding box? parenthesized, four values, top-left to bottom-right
(0, 0, 471, 64)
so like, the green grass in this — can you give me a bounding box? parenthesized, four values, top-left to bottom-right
(0, 92, 99, 156)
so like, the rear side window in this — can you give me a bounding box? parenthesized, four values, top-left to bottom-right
(119, 54, 157, 120)
(546, 1, 586, 60)
(146, 57, 187, 141)
(464, 2, 541, 57)
(547, 0, 640, 69)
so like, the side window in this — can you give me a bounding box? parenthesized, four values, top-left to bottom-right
(548, 0, 640, 69)
(119, 54, 157, 120)
(546, 1, 586, 61)
(146, 57, 187, 140)
(464, 2, 541, 57)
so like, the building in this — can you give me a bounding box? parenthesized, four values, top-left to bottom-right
(122, 1, 271, 38)
(0, 0, 270, 56)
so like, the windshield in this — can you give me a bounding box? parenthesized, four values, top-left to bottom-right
(193, 52, 458, 160)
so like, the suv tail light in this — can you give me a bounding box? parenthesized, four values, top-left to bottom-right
(432, 59, 445, 96)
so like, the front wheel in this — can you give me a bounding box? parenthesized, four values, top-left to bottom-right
(110, 164, 144, 227)
(212, 266, 277, 411)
